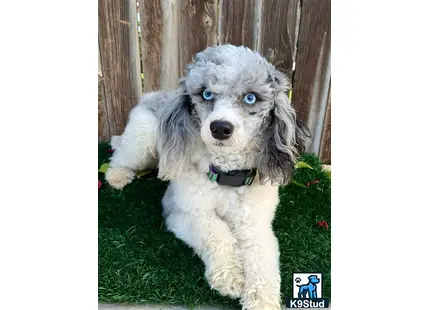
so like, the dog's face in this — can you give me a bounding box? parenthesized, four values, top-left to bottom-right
(185, 49, 278, 153)
(158, 45, 311, 184)
(308, 275, 320, 284)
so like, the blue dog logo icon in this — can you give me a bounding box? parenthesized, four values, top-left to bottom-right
(287, 272, 329, 308)
(296, 275, 320, 298)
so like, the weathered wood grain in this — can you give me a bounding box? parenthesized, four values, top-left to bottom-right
(129, 0, 142, 97)
(161, 0, 180, 89)
(140, 0, 163, 91)
(319, 84, 331, 164)
(179, 0, 219, 76)
(220, 0, 255, 48)
(258, 0, 300, 75)
(98, 42, 110, 142)
(99, 0, 141, 136)
(292, 0, 331, 153)
(98, 83, 110, 142)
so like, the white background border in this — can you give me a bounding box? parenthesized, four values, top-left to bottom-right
(332, 1, 430, 309)
(1, 1, 430, 310)
(0, 1, 97, 309)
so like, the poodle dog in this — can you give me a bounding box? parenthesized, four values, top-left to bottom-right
(105, 44, 310, 310)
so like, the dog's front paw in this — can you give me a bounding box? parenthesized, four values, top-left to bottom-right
(105, 167, 134, 190)
(240, 285, 281, 310)
(205, 262, 245, 299)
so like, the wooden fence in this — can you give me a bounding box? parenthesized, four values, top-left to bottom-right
(98, 0, 331, 163)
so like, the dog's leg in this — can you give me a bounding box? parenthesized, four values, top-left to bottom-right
(236, 222, 281, 310)
(298, 287, 305, 299)
(164, 206, 244, 299)
(310, 287, 317, 298)
(106, 106, 158, 190)
(231, 187, 281, 310)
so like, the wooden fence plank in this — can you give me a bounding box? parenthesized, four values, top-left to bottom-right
(161, 0, 180, 89)
(319, 84, 331, 164)
(129, 0, 142, 98)
(98, 41, 110, 142)
(258, 0, 300, 75)
(179, 0, 219, 75)
(219, 0, 255, 48)
(140, 0, 164, 91)
(99, 0, 141, 136)
(292, 0, 331, 153)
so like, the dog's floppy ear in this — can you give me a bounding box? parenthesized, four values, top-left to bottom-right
(257, 70, 311, 185)
(295, 118, 312, 154)
(157, 79, 198, 180)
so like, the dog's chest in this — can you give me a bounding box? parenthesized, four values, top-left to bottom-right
(213, 179, 279, 226)
(214, 186, 247, 219)
(212, 156, 250, 171)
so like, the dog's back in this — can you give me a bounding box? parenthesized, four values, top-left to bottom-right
(132, 89, 177, 119)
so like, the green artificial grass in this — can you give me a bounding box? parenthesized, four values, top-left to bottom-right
(98, 143, 331, 309)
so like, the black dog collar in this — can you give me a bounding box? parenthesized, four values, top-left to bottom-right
(207, 164, 256, 187)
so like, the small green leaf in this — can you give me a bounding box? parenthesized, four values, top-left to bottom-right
(290, 180, 307, 188)
(99, 163, 110, 174)
(295, 161, 313, 169)
(136, 169, 152, 178)
(325, 170, 331, 179)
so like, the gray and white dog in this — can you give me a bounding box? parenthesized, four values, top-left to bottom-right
(106, 44, 310, 310)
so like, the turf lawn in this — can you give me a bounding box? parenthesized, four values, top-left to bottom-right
(98, 143, 331, 309)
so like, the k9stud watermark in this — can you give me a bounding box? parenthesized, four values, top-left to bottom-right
(286, 273, 329, 308)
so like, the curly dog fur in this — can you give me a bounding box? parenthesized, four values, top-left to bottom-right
(105, 45, 311, 310)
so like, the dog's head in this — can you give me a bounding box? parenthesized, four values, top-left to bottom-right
(308, 275, 320, 284)
(158, 45, 311, 184)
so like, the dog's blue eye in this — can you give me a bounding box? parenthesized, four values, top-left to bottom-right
(202, 89, 213, 100)
(243, 93, 257, 105)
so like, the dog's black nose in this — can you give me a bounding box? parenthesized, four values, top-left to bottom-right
(210, 121, 234, 140)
